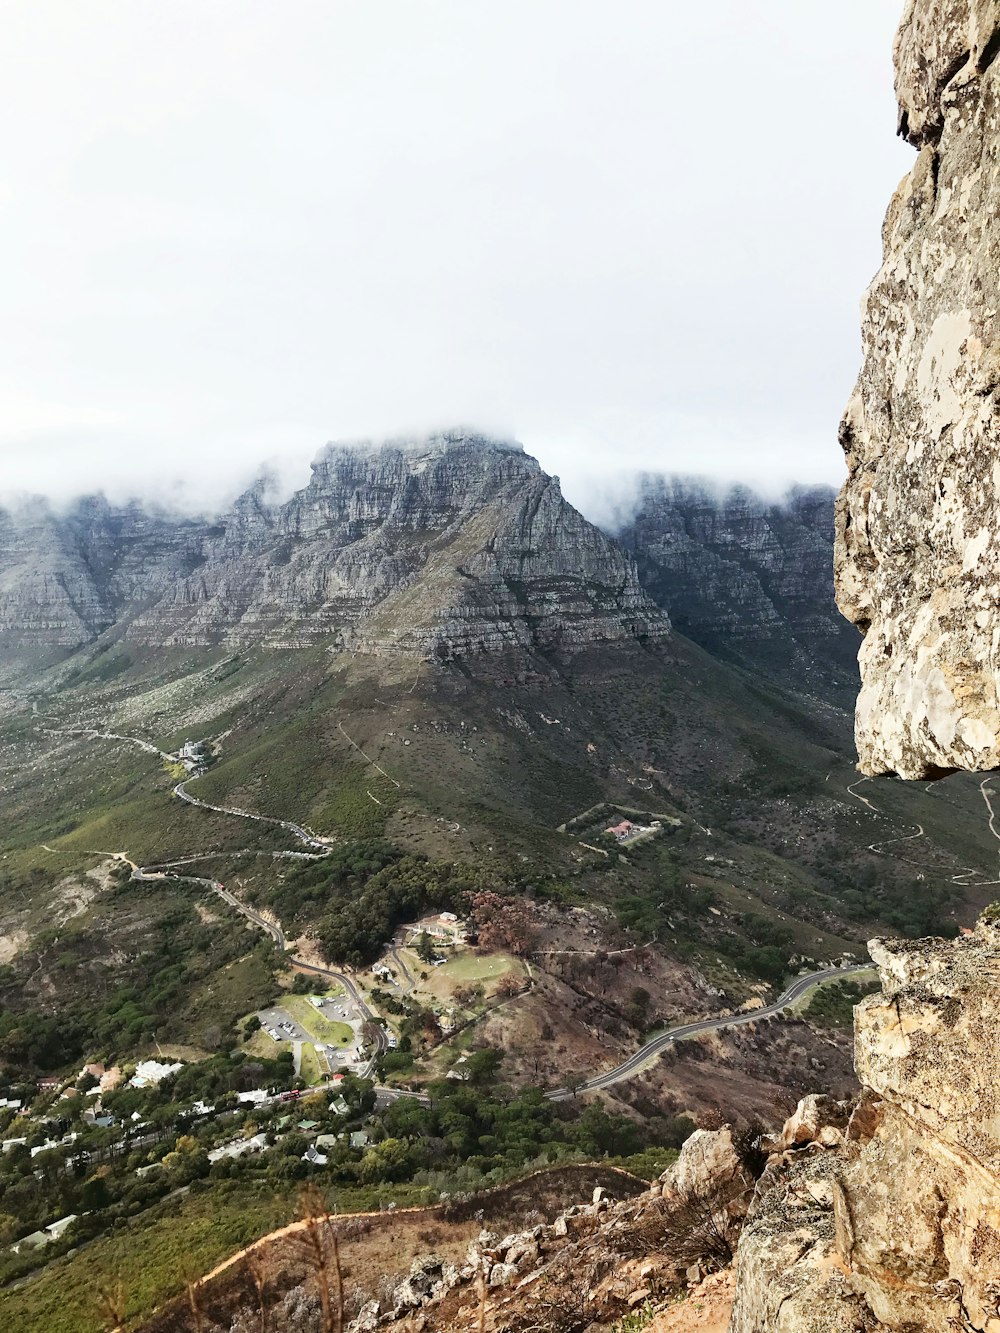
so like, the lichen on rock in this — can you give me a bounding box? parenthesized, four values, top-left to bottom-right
(730, 916, 1000, 1332)
(836, 0, 1000, 777)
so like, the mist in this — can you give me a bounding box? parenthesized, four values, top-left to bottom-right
(0, 1, 911, 515)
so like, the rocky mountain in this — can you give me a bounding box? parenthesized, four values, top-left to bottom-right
(836, 0, 1000, 777)
(0, 434, 667, 665)
(731, 917, 1000, 1331)
(615, 476, 860, 694)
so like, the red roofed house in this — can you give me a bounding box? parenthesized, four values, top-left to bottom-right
(605, 820, 637, 843)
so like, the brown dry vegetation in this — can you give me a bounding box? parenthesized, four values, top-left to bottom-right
(137, 1166, 647, 1333)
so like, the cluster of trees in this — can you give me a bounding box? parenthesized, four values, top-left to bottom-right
(813, 844, 958, 939)
(466, 891, 535, 955)
(317, 856, 516, 967)
(0, 900, 281, 1076)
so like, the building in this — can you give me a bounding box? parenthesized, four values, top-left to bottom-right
(12, 1215, 78, 1253)
(130, 1060, 183, 1089)
(207, 1133, 268, 1164)
(403, 913, 467, 947)
(605, 819, 639, 843)
(236, 1089, 270, 1107)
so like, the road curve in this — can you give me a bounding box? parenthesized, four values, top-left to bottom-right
(173, 780, 330, 850)
(545, 963, 874, 1101)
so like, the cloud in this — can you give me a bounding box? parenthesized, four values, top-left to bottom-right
(0, 1, 912, 514)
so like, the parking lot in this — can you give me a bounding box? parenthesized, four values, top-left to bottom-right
(257, 1006, 310, 1042)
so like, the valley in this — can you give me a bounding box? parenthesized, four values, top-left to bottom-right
(1, 437, 999, 1331)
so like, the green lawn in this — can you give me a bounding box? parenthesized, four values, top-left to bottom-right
(280, 994, 355, 1046)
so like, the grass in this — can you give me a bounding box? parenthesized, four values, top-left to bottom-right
(0, 1181, 296, 1333)
(279, 995, 355, 1047)
(298, 1043, 324, 1085)
(0, 1176, 446, 1333)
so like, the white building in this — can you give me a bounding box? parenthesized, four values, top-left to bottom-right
(130, 1060, 183, 1089)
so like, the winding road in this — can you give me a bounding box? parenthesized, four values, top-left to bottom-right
(846, 772, 1000, 888)
(40, 723, 873, 1093)
(546, 963, 874, 1101)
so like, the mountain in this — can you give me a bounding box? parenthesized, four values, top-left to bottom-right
(614, 476, 860, 696)
(0, 434, 667, 665)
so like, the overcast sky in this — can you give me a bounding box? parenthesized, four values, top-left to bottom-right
(1, 1, 912, 518)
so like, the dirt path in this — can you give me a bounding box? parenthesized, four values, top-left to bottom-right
(845, 771, 1000, 889)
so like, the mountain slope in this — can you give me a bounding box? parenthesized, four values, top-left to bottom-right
(615, 476, 860, 697)
(0, 434, 668, 665)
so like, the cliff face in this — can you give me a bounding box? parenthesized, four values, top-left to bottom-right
(0, 434, 668, 664)
(836, 0, 1000, 776)
(730, 918, 1000, 1332)
(618, 478, 860, 693)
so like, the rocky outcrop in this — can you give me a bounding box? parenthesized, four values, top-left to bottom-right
(730, 916, 1000, 1332)
(836, 0, 1000, 776)
(618, 477, 859, 694)
(360, 1148, 751, 1333)
(0, 434, 668, 665)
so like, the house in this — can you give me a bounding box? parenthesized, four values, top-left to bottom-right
(349, 1130, 370, 1149)
(130, 1060, 183, 1089)
(237, 1089, 270, 1107)
(38, 1077, 62, 1093)
(403, 914, 467, 947)
(329, 1096, 350, 1117)
(178, 740, 207, 772)
(0, 1097, 22, 1113)
(208, 1132, 268, 1164)
(605, 820, 638, 843)
(297, 1119, 319, 1132)
(304, 1145, 328, 1166)
(316, 1134, 339, 1150)
(13, 1215, 77, 1253)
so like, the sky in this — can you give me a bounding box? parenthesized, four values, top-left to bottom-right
(0, 1, 913, 519)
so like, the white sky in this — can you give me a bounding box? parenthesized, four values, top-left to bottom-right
(0, 1, 912, 516)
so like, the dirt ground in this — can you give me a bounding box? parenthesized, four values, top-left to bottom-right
(139, 1165, 648, 1333)
(649, 1270, 735, 1332)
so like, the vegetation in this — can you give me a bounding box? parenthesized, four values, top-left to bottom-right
(801, 976, 880, 1028)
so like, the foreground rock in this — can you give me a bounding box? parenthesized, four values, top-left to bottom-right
(731, 916, 1000, 1331)
(835, 0, 1000, 776)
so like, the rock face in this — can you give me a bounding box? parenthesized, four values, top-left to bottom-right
(618, 477, 859, 695)
(836, 0, 1000, 776)
(730, 916, 1000, 1332)
(0, 433, 668, 663)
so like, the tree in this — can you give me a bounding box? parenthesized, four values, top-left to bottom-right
(468, 892, 534, 956)
(358, 1137, 413, 1183)
(464, 1047, 503, 1086)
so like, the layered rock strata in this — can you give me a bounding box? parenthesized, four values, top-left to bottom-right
(0, 434, 669, 663)
(618, 477, 859, 693)
(836, 0, 1000, 776)
(731, 917, 1000, 1331)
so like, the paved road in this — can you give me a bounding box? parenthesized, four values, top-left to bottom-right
(389, 947, 414, 992)
(173, 780, 330, 850)
(546, 964, 874, 1101)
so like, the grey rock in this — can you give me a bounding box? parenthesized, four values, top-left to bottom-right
(347, 1300, 382, 1333)
(488, 1261, 518, 1288)
(618, 476, 859, 696)
(0, 433, 669, 667)
(836, 0, 1000, 776)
